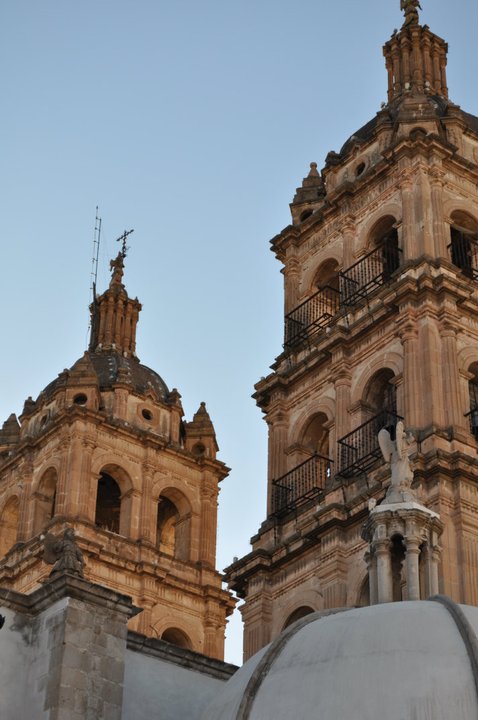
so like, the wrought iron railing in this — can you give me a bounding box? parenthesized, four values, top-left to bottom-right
(340, 243, 401, 308)
(337, 410, 402, 478)
(465, 409, 478, 440)
(271, 454, 332, 516)
(284, 286, 340, 350)
(448, 234, 478, 281)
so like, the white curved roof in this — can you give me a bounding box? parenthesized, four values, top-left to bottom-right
(204, 600, 478, 720)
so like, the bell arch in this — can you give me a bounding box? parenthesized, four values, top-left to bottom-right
(282, 605, 315, 630)
(33, 467, 58, 534)
(0, 495, 19, 557)
(449, 210, 478, 278)
(156, 487, 192, 562)
(94, 464, 133, 536)
(161, 627, 192, 650)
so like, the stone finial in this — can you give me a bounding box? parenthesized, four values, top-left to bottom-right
(184, 402, 219, 458)
(44, 528, 84, 579)
(378, 420, 415, 503)
(400, 0, 422, 28)
(0, 414, 20, 446)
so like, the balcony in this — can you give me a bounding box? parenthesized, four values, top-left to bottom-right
(271, 454, 332, 516)
(284, 286, 340, 351)
(340, 242, 401, 308)
(337, 410, 402, 478)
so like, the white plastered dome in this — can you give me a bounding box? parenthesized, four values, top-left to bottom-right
(203, 599, 478, 720)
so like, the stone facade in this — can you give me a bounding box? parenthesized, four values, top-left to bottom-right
(226, 16, 478, 660)
(0, 252, 234, 660)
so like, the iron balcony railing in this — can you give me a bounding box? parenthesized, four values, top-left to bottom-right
(448, 234, 478, 281)
(271, 454, 332, 516)
(337, 410, 402, 478)
(465, 409, 478, 440)
(284, 286, 340, 350)
(340, 243, 401, 308)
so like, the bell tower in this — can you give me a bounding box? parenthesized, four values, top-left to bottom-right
(0, 251, 234, 660)
(226, 2, 478, 660)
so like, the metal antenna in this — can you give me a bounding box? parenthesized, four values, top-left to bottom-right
(90, 206, 102, 301)
(116, 228, 134, 258)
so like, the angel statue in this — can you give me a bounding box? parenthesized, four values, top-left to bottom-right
(43, 528, 84, 579)
(401, 0, 422, 27)
(378, 420, 415, 503)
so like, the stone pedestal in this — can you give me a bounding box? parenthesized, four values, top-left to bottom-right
(362, 502, 443, 604)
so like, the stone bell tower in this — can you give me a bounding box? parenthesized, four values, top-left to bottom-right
(0, 250, 235, 660)
(226, 2, 478, 660)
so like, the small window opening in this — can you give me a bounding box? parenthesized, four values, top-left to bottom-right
(95, 473, 121, 534)
(356, 162, 366, 176)
(73, 393, 88, 406)
(300, 209, 314, 223)
(142, 409, 153, 421)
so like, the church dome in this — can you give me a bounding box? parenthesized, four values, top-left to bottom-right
(204, 599, 478, 720)
(41, 350, 169, 404)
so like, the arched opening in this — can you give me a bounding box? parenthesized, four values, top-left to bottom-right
(363, 368, 397, 419)
(95, 472, 121, 534)
(156, 489, 191, 561)
(283, 606, 315, 630)
(369, 215, 400, 281)
(33, 468, 58, 533)
(467, 362, 478, 439)
(300, 209, 313, 223)
(161, 627, 192, 650)
(301, 412, 330, 459)
(157, 497, 179, 555)
(191, 442, 206, 457)
(0, 496, 19, 557)
(450, 211, 478, 279)
(391, 534, 405, 602)
(284, 258, 341, 350)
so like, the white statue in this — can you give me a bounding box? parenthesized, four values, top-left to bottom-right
(378, 420, 415, 503)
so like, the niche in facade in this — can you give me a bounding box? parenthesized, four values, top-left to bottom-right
(283, 606, 315, 630)
(33, 468, 57, 534)
(156, 492, 191, 561)
(161, 627, 192, 650)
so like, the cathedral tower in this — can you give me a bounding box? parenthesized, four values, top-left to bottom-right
(226, 3, 478, 659)
(0, 251, 234, 659)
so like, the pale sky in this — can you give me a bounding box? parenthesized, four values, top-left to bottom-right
(1, 0, 477, 664)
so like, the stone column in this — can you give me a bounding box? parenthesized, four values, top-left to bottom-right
(430, 544, 441, 596)
(139, 463, 155, 544)
(365, 551, 378, 606)
(399, 172, 416, 260)
(429, 167, 447, 259)
(440, 323, 466, 431)
(375, 539, 393, 603)
(333, 369, 352, 466)
(284, 257, 300, 315)
(399, 321, 420, 429)
(405, 538, 421, 601)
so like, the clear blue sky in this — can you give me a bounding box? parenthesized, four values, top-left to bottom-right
(1, 1, 477, 664)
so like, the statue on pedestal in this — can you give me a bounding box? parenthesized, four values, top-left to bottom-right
(43, 528, 84, 578)
(378, 420, 415, 503)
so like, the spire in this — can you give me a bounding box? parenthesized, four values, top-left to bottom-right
(384, 2, 448, 103)
(89, 253, 142, 357)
